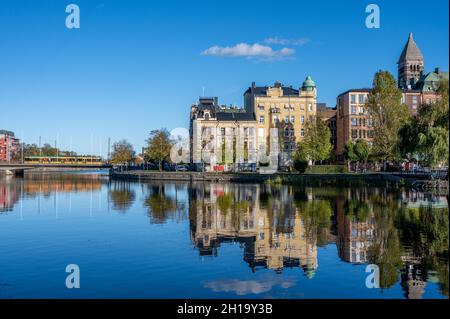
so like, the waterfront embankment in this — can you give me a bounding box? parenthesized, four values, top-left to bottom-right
(111, 170, 449, 193)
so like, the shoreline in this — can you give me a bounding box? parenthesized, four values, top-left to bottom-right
(110, 170, 449, 193)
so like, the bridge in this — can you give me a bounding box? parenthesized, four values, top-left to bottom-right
(0, 163, 112, 176)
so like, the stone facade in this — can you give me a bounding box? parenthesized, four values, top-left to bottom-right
(398, 33, 425, 90)
(244, 78, 317, 168)
(190, 97, 257, 172)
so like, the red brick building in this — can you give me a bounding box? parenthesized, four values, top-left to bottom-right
(0, 130, 20, 162)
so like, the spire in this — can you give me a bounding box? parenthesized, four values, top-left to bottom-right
(398, 32, 423, 64)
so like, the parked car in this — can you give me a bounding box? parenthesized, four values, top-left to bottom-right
(163, 163, 175, 171)
(175, 164, 188, 172)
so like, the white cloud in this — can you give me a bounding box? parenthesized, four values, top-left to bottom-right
(204, 278, 295, 296)
(201, 43, 295, 60)
(264, 37, 310, 46)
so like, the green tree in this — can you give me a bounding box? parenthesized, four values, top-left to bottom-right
(145, 129, 173, 171)
(292, 143, 309, 173)
(354, 139, 370, 171)
(343, 141, 357, 172)
(366, 71, 410, 169)
(295, 118, 332, 165)
(399, 79, 449, 166)
(111, 140, 135, 164)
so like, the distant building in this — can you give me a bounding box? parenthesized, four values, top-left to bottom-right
(317, 103, 337, 153)
(398, 32, 425, 90)
(336, 89, 374, 156)
(336, 33, 448, 156)
(0, 130, 20, 162)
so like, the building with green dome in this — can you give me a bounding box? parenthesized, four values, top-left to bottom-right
(244, 77, 318, 169)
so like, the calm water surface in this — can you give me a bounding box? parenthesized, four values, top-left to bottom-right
(0, 172, 448, 299)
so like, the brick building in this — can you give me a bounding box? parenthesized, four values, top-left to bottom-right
(0, 130, 20, 162)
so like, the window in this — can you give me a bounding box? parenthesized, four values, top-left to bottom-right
(258, 105, 265, 111)
(258, 128, 265, 138)
(351, 106, 356, 115)
(300, 129, 305, 137)
(221, 128, 226, 136)
(285, 116, 290, 123)
(308, 103, 313, 111)
(351, 94, 356, 104)
(272, 115, 279, 124)
(301, 116, 305, 124)
(351, 118, 357, 126)
(358, 94, 364, 104)
(352, 130, 358, 138)
(259, 116, 265, 124)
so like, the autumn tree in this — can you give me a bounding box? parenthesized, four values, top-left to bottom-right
(111, 140, 135, 164)
(366, 71, 410, 170)
(145, 129, 173, 171)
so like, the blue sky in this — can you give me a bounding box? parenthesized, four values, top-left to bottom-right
(0, 0, 448, 156)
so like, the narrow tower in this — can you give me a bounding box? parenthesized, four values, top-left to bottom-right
(398, 32, 424, 89)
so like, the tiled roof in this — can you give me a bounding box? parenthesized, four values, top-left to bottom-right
(398, 32, 423, 63)
(244, 86, 300, 96)
(216, 112, 256, 122)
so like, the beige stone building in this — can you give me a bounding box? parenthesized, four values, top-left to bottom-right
(244, 78, 318, 167)
(190, 97, 257, 172)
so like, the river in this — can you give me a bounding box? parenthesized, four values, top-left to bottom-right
(0, 171, 448, 299)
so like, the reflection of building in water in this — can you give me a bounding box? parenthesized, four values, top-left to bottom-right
(400, 189, 448, 209)
(401, 256, 427, 299)
(23, 174, 103, 196)
(336, 190, 375, 264)
(0, 178, 20, 212)
(189, 183, 258, 256)
(189, 183, 318, 275)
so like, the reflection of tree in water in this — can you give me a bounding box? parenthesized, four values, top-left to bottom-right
(293, 188, 333, 243)
(108, 182, 136, 213)
(396, 205, 449, 296)
(144, 185, 177, 224)
(368, 192, 403, 289)
(344, 199, 370, 223)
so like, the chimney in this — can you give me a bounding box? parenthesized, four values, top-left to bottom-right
(435, 67, 440, 74)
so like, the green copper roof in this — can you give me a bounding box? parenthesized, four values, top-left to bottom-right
(302, 75, 316, 88)
(418, 70, 449, 92)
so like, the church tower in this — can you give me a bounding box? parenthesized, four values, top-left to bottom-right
(398, 32, 424, 89)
